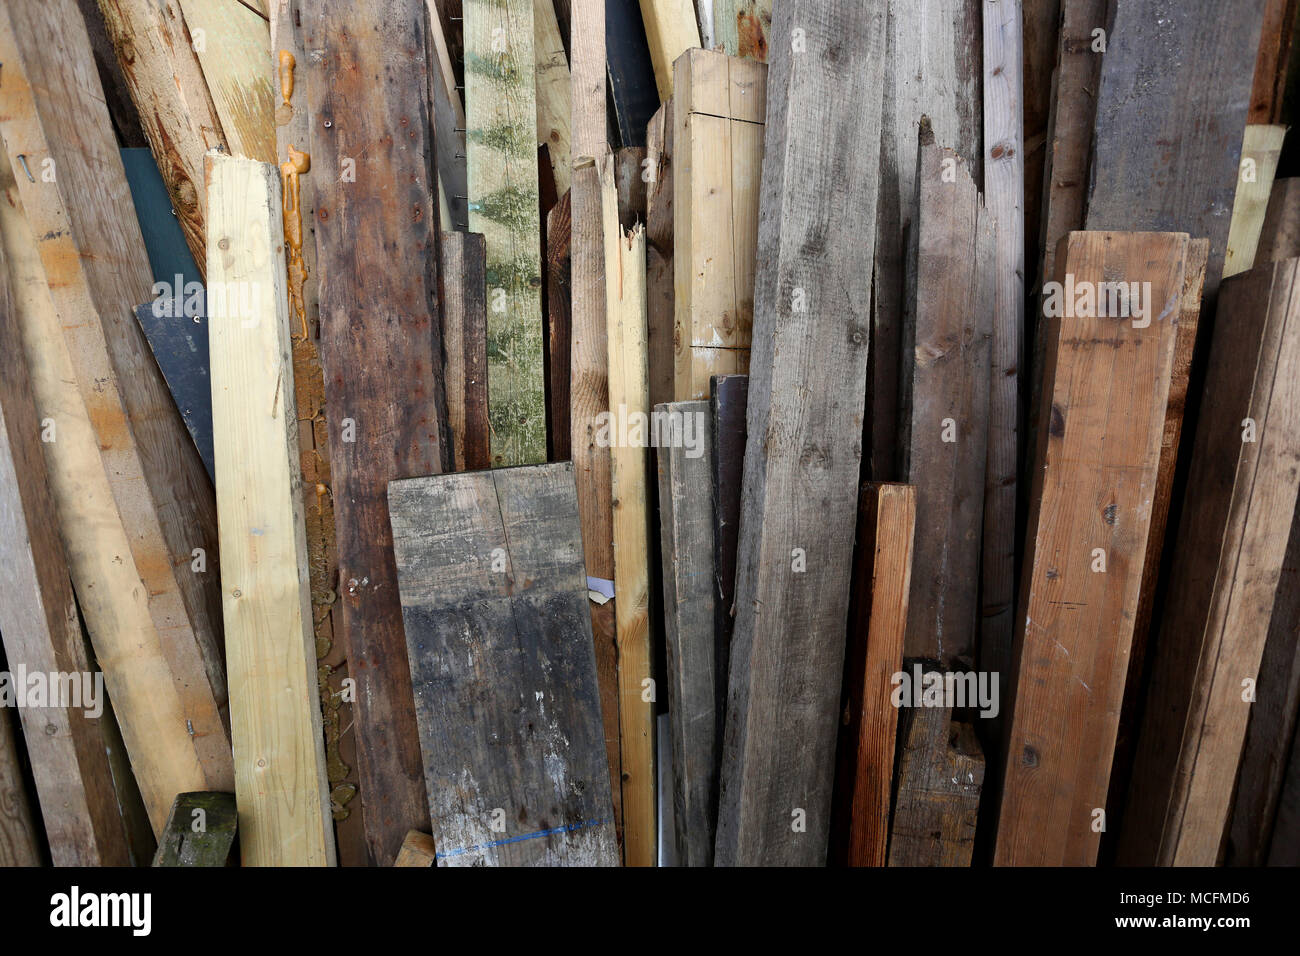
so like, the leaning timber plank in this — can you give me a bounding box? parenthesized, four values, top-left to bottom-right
(646, 104, 675, 411)
(1223, 125, 1287, 279)
(389, 464, 620, 867)
(709, 373, 747, 736)
(535, 0, 572, 195)
(571, 0, 623, 855)
(672, 48, 765, 401)
(714, 0, 887, 867)
(1084, 0, 1267, 298)
(0, 705, 41, 866)
(979, 0, 1025, 709)
(714, 0, 771, 62)
(608, 0, 661, 148)
(1256, 179, 1300, 263)
(869, 0, 982, 482)
(899, 124, 994, 668)
(1021, 0, 1059, 267)
(995, 230, 1188, 867)
(425, 0, 470, 231)
(301, 0, 449, 866)
(96, 0, 226, 274)
(178, 0, 275, 163)
(606, 214, 656, 866)
(207, 154, 334, 867)
(547, 194, 572, 461)
(442, 232, 491, 472)
(465, 0, 546, 466)
(1249, 0, 1298, 124)
(656, 399, 716, 866)
(640, 0, 701, 101)
(0, 242, 131, 867)
(1121, 257, 1300, 866)
(888, 702, 985, 867)
(393, 830, 437, 867)
(832, 483, 915, 867)
(0, 0, 233, 832)
(152, 792, 238, 867)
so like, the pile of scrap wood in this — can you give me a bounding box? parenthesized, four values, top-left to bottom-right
(0, 0, 1298, 869)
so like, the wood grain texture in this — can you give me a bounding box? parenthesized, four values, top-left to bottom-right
(1249, 0, 1298, 124)
(1084, 0, 1267, 298)
(0, 240, 131, 867)
(714, 0, 887, 867)
(899, 127, 994, 667)
(0, 0, 233, 832)
(151, 792, 237, 866)
(646, 104, 675, 411)
(1021, 0, 1059, 270)
(0, 705, 40, 866)
(426, 0, 469, 231)
(709, 372, 746, 735)
(1256, 178, 1300, 263)
(1120, 258, 1300, 866)
(442, 232, 491, 472)
(465, 0, 546, 466)
(832, 483, 915, 867)
(656, 400, 715, 866)
(888, 705, 984, 866)
(714, 0, 771, 62)
(869, 0, 982, 482)
(640, 0, 702, 101)
(389, 464, 619, 866)
(301, 0, 448, 866)
(207, 154, 334, 867)
(1223, 125, 1287, 279)
(995, 231, 1187, 867)
(672, 48, 765, 400)
(535, 0, 572, 195)
(393, 830, 437, 866)
(607, 0, 661, 148)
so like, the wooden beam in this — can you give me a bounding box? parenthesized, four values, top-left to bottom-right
(393, 831, 437, 867)
(152, 792, 238, 867)
(301, 0, 448, 866)
(0, 705, 41, 866)
(656, 399, 715, 866)
(672, 48, 765, 401)
(1084, 0, 1267, 298)
(832, 483, 915, 867)
(0, 0, 233, 832)
(646, 104, 675, 411)
(535, 0, 573, 195)
(1121, 257, 1300, 866)
(1223, 125, 1288, 279)
(714, 0, 886, 866)
(442, 232, 491, 472)
(1249, 0, 1298, 123)
(389, 464, 620, 866)
(714, 0, 771, 62)
(207, 153, 334, 867)
(640, 0, 701, 101)
(995, 231, 1187, 867)
(709, 373, 747, 731)
(465, 0, 546, 466)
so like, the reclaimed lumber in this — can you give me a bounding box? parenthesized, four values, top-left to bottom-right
(1021, 0, 1059, 266)
(709, 373, 747, 731)
(0, 705, 41, 866)
(1223, 125, 1287, 279)
(714, 0, 887, 867)
(646, 104, 675, 411)
(672, 47, 765, 401)
(889, 704, 985, 866)
(426, 0, 469, 231)
(0, 0, 233, 833)
(1256, 178, 1300, 263)
(152, 792, 238, 867)
(393, 831, 437, 867)
(640, 0, 701, 101)
(1250, 0, 1298, 124)
(442, 232, 491, 472)
(608, 0, 660, 147)
(832, 483, 915, 867)
(995, 231, 1188, 867)
(535, 0, 573, 195)
(547, 194, 572, 461)
(715, 0, 771, 62)
(1121, 257, 1300, 866)
(388, 464, 620, 867)
(301, 0, 448, 865)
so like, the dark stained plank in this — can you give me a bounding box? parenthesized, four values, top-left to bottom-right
(389, 463, 619, 866)
(709, 372, 747, 744)
(714, 0, 887, 866)
(301, 0, 449, 865)
(546, 192, 572, 462)
(646, 104, 675, 411)
(442, 231, 490, 472)
(152, 792, 238, 867)
(1255, 178, 1300, 263)
(1249, 0, 1298, 124)
(607, 0, 660, 148)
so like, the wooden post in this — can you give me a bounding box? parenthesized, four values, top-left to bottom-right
(715, 0, 887, 866)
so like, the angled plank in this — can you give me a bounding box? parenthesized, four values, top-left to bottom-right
(1223, 125, 1287, 279)
(889, 703, 984, 866)
(1249, 0, 1298, 123)
(152, 792, 237, 867)
(535, 0, 572, 195)
(640, 0, 701, 101)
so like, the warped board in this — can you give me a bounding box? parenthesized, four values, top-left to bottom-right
(0, 705, 40, 865)
(535, 0, 573, 195)
(465, 0, 546, 466)
(832, 483, 915, 867)
(301, 0, 449, 865)
(389, 464, 619, 866)
(715, 0, 771, 61)
(1223, 125, 1287, 279)
(1084, 0, 1267, 298)
(152, 792, 238, 867)
(442, 232, 491, 472)
(547, 194, 572, 461)
(710, 373, 747, 730)
(207, 154, 334, 867)
(640, 0, 701, 101)
(715, 0, 887, 866)
(0, 0, 233, 832)
(646, 104, 675, 411)
(656, 400, 716, 866)
(995, 231, 1187, 867)
(672, 48, 765, 400)
(869, 0, 982, 482)
(889, 705, 984, 866)
(1121, 258, 1300, 866)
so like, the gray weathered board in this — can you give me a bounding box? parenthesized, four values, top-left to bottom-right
(388, 463, 618, 866)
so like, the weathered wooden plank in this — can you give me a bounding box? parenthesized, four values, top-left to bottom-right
(0, 704, 41, 866)
(1250, 0, 1298, 123)
(608, 0, 660, 147)
(646, 104, 675, 411)
(0, 241, 131, 867)
(715, 0, 771, 62)
(0, 0, 233, 833)
(1224, 125, 1288, 279)
(672, 48, 765, 401)
(535, 0, 572, 195)
(1084, 0, 1267, 298)
(1121, 257, 1300, 866)
(465, 0, 546, 466)
(888, 703, 984, 866)
(393, 830, 437, 867)
(1256, 179, 1300, 263)
(832, 483, 915, 867)
(389, 464, 619, 866)
(301, 0, 448, 865)
(869, 0, 982, 482)
(152, 792, 238, 867)
(709, 373, 746, 728)
(442, 232, 491, 472)
(425, 0, 469, 231)
(640, 0, 701, 101)
(1021, 0, 1059, 267)
(715, 0, 886, 866)
(207, 154, 334, 867)
(547, 194, 572, 461)
(995, 231, 1187, 867)
(656, 399, 715, 866)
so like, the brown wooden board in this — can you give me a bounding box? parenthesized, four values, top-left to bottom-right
(547, 192, 573, 462)
(709, 372, 747, 748)
(442, 232, 490, 472)
(0, 703, 40, 866)
(646, 104, 675, 412)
